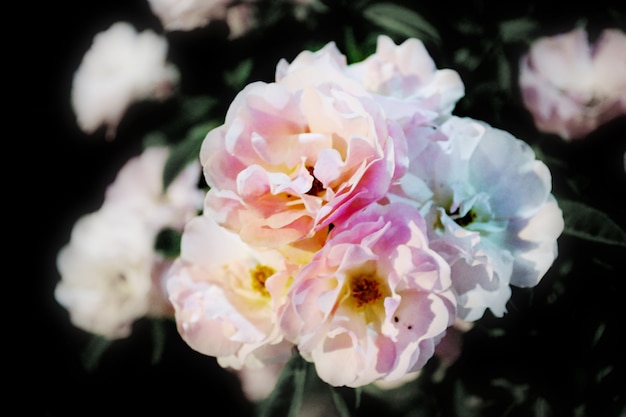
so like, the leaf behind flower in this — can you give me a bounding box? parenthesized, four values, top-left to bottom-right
(559, 199, 626, 248)
(498, 18, 540, 44)
(256, 353, 309, 417)
(162, 120, 220, 191)
(363, 3, 441, 45)
(81, 335, 113, 372)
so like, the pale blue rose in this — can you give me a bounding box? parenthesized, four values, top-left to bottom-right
(388, 116, 564, 321)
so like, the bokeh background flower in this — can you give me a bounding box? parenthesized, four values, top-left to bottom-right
(71, 22, 180, 139)
(519, 27, 626, 140)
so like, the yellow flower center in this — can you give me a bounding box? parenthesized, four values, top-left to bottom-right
(250, 264, 275, 297)
(350, 273, 384, 308)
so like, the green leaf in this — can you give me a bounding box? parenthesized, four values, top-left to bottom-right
(257, 353, 309, 417)
(533, 396, 553, 417)
(224, 58, 254, 91)
(454, 18, 485, 36)
(453, 48, 482, 72)
(343, 26, 364, 64)
(363, 3, 441, 45)
(81, 335, 113, 372)
(179, 96, 218, 125)
(328, 386, 352, 417)
(154, 228, 182, 258)
(559, 199, 626, 247)
(496, 49, 512, 93)
(162, 120, 219, 191)
(498, 18, 540, 43)
(150, 318, 167, 364)
(142, 131, 168, 148)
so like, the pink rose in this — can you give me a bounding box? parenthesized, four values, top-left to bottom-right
(347, 34, 465, 124)
(166, 214, 297, 369)
(519, 27, 626, 140)
(201, 42, 407, 248)
(278, 202, 456, 387)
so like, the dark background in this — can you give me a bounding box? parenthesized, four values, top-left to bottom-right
(25, 1, 626, 416)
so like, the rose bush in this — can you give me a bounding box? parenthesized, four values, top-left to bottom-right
(50, 2, 626, 413)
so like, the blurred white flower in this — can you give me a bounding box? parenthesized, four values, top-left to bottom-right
(55, 206, 173, 339)
(55, 145, 203, 338)
(103, 145, 204, 232)
(71, 22, 180, 139)
(146, 0, 258, 38)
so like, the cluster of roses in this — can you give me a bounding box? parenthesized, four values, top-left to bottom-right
(57, 34, 567, 389)
(162, 35, 564, 388)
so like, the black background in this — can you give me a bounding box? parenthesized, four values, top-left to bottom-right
(25, 1, 626, 416)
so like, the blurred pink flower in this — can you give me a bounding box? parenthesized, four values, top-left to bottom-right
(147, 0, 232, 32)
(278, 202, 456, 387)
(166, 214, 298, 369)
(201, 41, 407, 248)
(519, 27, 626, 140)
(147, 0, 258, 38)
(71, 22, 179, 139)
(231, 361, 286, 402)
(225, 2, 259, 39)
